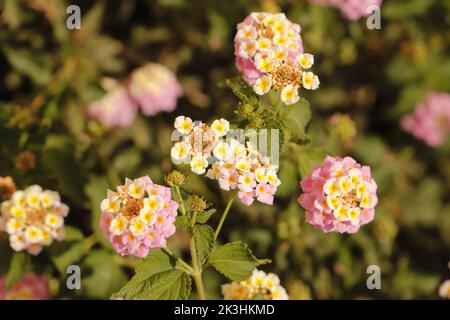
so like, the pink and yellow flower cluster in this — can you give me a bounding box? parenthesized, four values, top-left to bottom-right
(222, 269, 288, 300)
(309, 0, 382, 21)
(171, 116, 280, 206)
(0, 185, 69, 255)
(99, 176, 178, 258)
(0, 273, 50, 300)
(87, 63, 182, 128)
(298, 156, 378, 233)
(234, 12, 319, 105)
(401, 92, 450, 148)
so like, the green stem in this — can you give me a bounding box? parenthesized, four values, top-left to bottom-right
(214, 191, 237, 241)
(275, 98, 282, 120)
(175, 186, 186, 215)
(189, 235, 206, 300)
(162, 247, 193, 274)
(190, 210, 198, 228)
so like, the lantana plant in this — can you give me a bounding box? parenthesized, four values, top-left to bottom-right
(109, 172, 270, 300)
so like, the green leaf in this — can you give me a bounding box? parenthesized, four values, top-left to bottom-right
(48, 226, 88, 273)
(193, 225, 214, 264)
(81, 250, 127, 299)
(114, 249, 183, 299)
(115, 252, 192, 300)
(174, 215, 191, 229)
(135, 269, 192, 300)
(42, 135, 85, 204)
(196, 209, 216, 224)
(279, 98, 311, 145)
(2, 46, 51, 86)
(225, 77, 258, 105)
(207, 241, 266, 281)
(85, 176, 112, 248)
(5, 252, 30, 290)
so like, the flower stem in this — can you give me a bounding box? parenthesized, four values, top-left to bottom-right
(189, 235, 206, 300)
(162, 247, 193, 274)
(214, 191, 237, 241)
(175, 186, 186, 215)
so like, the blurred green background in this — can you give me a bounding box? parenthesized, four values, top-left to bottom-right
(0, 0, 449, 299)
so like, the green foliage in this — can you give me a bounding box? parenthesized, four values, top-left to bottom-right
(0, 0, 448, 300)
(114, 249, 191, 300)
(207, 241, 269, 281)
(193, 225, 215, 264)
(5, 252, 29, 290)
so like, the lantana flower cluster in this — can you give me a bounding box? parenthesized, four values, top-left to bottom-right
(298, 156, 378, 233)
(88, 63, 182, 128)
(401, 92, 450, 148)
(234, 12, 319, 105)
(0, 185, 69, 255)
(99, 176, 178, 258)
(0, 273, 50, 300)
(171, 116, 280, 206)
(222, 269, 288, 300)
(309, 0, 383, 21)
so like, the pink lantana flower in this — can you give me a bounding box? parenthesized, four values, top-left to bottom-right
(309, 0, 382, 21)
(234, 12, 319, 105)
(0, 273, 50, 300)
(128, 63, 183, 116)
(298, 156, 378, 234)
(87, 85, 138, 129)
(99, 176, 178, 258)
(401, 92, 450, 148)
(87, 64, 182, 128)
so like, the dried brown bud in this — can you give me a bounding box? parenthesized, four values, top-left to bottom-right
(164, 170, 186, 187)
(187, 195, 208, 212)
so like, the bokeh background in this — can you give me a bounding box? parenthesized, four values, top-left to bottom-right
(0, 0, 449, 299)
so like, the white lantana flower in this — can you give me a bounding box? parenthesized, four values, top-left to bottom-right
(190, 154, 209, 175)
(253, 76, 272, 95)
(302, 71, 320, 90)
(174, 116, 194, 135)
(280, 85, 299, 105)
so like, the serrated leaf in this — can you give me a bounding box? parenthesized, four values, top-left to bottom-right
(139, 269, 191, 300)
(196, 209, 216, 224)
(5, 252, 29, 290)
(193, 225, 214, 264)
(114, 249, 177, 298)
(207, 241, 266, 281)
(280, 98, 311, 145)
(117, 267, 191, 300)
(174, 215, 190, 229)
(225, 77, 258, 104)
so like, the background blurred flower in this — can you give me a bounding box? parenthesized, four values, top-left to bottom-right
(298, 156, 378, 233)
(0, 273, 50, 300)
(401, 92, 450, 147)
(87, 85, 138, 129)
(309, 0, 383, 20)
(128, 63, 183, 116)
(0, 185, 69, 255)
